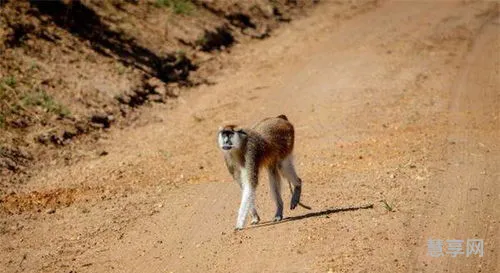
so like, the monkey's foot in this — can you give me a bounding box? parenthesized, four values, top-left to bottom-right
(234, 226, 243, 231)
(290, 186, 302, 210)
(250, 217, 260, 225)
(273, 215, 283, 222)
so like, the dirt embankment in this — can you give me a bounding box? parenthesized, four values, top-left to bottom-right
(0, 0, 318, 187)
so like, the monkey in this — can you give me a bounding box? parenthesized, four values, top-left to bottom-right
(217, 114, 303, 230)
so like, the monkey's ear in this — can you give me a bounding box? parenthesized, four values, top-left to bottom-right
(235, 128, 247, 135)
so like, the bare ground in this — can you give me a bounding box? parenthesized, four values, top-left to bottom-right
(0, 0, 316, 181)
(1, 0, 499, 272)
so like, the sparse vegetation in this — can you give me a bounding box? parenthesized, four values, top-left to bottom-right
(156, 0, 195, 15)
(175, 49, 186, 59)
(1, 76, 19, 125)
(0, 0, 308, 178)
(0, 80, 71, 131)
(380, 200, 394, 212)
(0, 76, 18, 100)
(21, 89, 71, 117)
(159, 149, 171, 160)
(195, 35, 208, 48)
(2, 76, 17, 88)
(116, 63, 127, 75)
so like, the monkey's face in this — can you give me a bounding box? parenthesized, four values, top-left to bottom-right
(218, 127, 246, 151)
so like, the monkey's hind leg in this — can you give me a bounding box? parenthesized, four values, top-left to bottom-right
(280, 156, 302, 210)
(268, 166, 284, 221)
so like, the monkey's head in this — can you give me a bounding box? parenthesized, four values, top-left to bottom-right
(218, 125, 247, 151)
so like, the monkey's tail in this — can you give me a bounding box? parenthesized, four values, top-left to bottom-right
(287, 180, 312, 210)
(277, 114, 288, 121)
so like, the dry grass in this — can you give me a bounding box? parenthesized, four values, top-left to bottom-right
(156, 0, 195, 15)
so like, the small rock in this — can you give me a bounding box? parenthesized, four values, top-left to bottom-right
(46, 208, 56, 214)
(0, 158, 17, 171)
(194, 51, 213, 63)
(75, 121, 89, 133)
(63, 128, 78, 140)
(166, 84, 180, 97)
(146, 77, 163, 89)
(116, 94, 131, 105)
(36, 133, 50, 145)
(50, 134, 64, 145)
(90, 113, 113, 128)
(147, 94, 164, 103)
(89, 122, 105, 129)
(243, 25, 270, 39)
(9, 118, 29, 128)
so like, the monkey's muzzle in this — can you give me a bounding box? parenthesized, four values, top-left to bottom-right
(222, 145, 232, 150)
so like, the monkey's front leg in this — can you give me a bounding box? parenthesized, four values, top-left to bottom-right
(250, 207, 260, 225)
(232, 168, 260, 226)
(235, 168, 257, 230)
(235, 182, 253, 230)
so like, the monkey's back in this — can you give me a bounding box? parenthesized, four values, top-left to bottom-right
(251, 115, 295, 160)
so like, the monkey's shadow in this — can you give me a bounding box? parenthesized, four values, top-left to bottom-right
(246, 203, 374, 229)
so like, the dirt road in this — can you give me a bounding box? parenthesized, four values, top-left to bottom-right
(1, 1, 499, 272)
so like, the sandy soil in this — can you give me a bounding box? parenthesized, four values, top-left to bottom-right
(1, 0, 499, 272)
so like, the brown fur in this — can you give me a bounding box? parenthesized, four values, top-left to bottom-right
(218, 115, 302, 229)
(221, 116, 295, 183)
(248, 116, 294, 170)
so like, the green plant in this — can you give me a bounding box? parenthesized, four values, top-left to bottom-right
(0, 85, 5, 99)
(116, 63, 127, 75)
(156, 0, 195, 15)
(159, 149, 171, 160)
(21, 89, 71, 117)
(1, 76, 17, 101)
(195, 35, 207, 47)
(2, 76, 17, 88)
(173, 50, 188, 64)
(380, 199, 394, 212)
(175, 49, 186, 58)
(28, 62, 40, 72)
